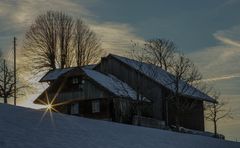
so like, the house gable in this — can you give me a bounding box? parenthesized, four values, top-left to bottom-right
(34, 67, 145, 105)
(34, 69, 112, 105)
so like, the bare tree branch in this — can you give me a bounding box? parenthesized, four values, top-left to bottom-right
(205, 90, 233, 136)
(22, 11, 103, 77)
(74, 19, 102, 66)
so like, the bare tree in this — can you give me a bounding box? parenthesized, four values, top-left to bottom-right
(0, 60, 14, 103)
(0, 59, 28, 104)
(23, 11, 59, 73)
(128, 42, 161, 120)
(57, 12, 74, 68)
(167, 53, 202, 130)
(128, 38, 210, 131)
(22, 11, 102, 75)
(74, 19, 102, 66)
(205, 91, 232, 137)
(130, 40, 204, 128)
(143, 39, 176, 71)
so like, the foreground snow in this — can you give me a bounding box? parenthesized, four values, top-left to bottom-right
(0, 104, 239, 148)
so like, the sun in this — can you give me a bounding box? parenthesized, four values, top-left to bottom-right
(46, 104, 52, 110)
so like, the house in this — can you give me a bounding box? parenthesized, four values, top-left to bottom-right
(34, 54, 215, 131)
(34, 66, 151, 123)
(95, 54, 216, 131)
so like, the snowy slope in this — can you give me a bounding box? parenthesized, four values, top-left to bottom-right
(0, 104, 239, 148)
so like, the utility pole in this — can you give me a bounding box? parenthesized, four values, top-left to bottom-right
(3, 59, 7, 104)
(14, 37, 17, 106)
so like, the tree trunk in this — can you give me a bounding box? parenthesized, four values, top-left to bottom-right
(3, 60, 7, 104)
(165, 98, 169, 126)
(214, 120, 217, 137)
(175, 79, 180, 131)
(4, 97, 7, 104)
(214, 103, 217, 137)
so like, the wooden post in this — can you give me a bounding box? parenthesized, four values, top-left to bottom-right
(14, 37, 17, 106)
(3, 59, 7, 104)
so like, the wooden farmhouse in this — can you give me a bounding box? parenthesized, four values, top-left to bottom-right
(34, 54, 215, 131)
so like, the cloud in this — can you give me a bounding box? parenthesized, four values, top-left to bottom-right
(90, 22, 144, 54)
(0, 0, 143, 107)
(214, 35, 240, 48)
(189, 45, 240, 80)
(188, 26, 240, 127)
(0, 0, 143, 55)
(221, 0, 240, 7)
(189, 25, 240, 79)
(0, 0, 93, 52)
(201, 74, 240, 82)
(216, 0, 240, 10)
(213, 26, 240, 47)
(0, 0, 92, 25)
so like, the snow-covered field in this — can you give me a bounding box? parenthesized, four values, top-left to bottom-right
(0, 104, 239, 148)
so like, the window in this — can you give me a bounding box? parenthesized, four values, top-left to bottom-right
(72, 77, 85, 86)
(78, 82, 84, 90)
(72, 77, 79, 84)
(71, 103, 79, 114)
(92, 100, 100, 113)
(81, 80, 85, 84)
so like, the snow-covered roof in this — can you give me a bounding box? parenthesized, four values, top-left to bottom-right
(40, 68, 74, 82)
(0, 104, 239, 148)
(40, 65, 96, 82)
(110, 54, 215, 102)
(38, 66, 146, 101)
(82, 68, 148, 101)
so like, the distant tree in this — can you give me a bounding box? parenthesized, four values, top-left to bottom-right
(74, 19, 102, 66)
(205, 91, 233, 137)
(22, 11, 102, 75)
(0, 59, 28, 104)
(0, 60, 13, 103)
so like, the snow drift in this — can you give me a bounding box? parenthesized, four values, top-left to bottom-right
(0, 103, 239, 148)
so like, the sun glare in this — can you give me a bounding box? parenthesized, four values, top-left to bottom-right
(46, 104, 52, 110)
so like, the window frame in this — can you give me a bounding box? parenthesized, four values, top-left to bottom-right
(72, 77, 79, 84)
(70, 103, 79, 114)
(92, 100, 100, 113)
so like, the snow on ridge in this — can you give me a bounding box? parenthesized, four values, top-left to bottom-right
(40, 68, 74, 82)
(111, 54, 215, 102)
(40, 65, 96, 82)
(0, 103, 239, 148)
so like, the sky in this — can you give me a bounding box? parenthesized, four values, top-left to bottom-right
(0, 0, 240, 141)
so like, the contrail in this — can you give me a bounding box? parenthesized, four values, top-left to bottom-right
(201, 74, 240, 82)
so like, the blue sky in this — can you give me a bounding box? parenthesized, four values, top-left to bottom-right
(0, 0, 240, 141)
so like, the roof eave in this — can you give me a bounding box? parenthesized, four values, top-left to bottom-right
(183, 94, 216, 103)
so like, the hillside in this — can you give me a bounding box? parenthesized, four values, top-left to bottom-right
(0, 104, 239, 148)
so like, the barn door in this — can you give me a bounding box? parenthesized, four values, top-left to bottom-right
(71, 103, 79, 115)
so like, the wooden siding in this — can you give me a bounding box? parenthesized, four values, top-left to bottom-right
(167, 98, 204, 131)
(95, 55, 205, 131)
(35, 70, 113, 105)
(54, 98, 112, 120)
(95, 56, 164, 120)
(54, 97, 152, 124)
